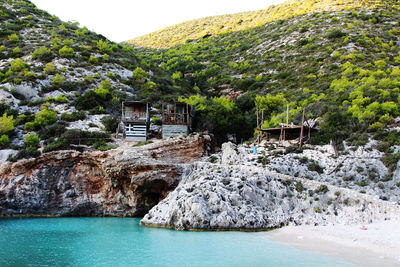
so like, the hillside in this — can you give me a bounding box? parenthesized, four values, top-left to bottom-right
(1, 0, 400, 167)
(127, 0, 378, 49)
(0, 0, 175, 159)
(131, 0, 400, 146)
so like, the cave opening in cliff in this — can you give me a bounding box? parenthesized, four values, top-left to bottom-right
(134, 179, 171, 217)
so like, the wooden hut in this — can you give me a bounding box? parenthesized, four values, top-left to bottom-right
(120, 101, 150, 141)
(256, 107, 316, 147)
(161, 102, 192, 139)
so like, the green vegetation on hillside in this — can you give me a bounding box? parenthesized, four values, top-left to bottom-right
(1, 0, 400, 159)
(132, 0, 400, 147)
(127, 0, 378, 48)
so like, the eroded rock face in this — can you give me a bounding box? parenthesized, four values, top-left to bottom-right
(141, 163, 400, 230)
(0, 133, 209, 216)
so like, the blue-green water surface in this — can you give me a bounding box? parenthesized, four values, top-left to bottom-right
(0, 217, 353, 267)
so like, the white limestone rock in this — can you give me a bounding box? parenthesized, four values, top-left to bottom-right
(141, 162, 400, 230)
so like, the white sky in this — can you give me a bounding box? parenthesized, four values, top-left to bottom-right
(30, 0, 286, 43)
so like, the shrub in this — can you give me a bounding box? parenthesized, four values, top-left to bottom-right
(12, 47, 21, 55)
(315, 185, 329, 194)
(89, 55, 98, 64)
(9, 150, 40, 161)
(96, 39, 113, 54)
(44, 62, 56, 74)
(314, 207, 322, 213)
(297, 156, 308, 164)
(25, 105, 57, 130)
(63, 39, 73, 47)
(133, 140, 153, 147)
(0, 134, 9, 146)
(43, 129, 110, 152)
(94, 79, 111, 98)
(102, 54, 109, 61)
(308, 161, 324, 174)
(327, 29, 347, 39)
(38, 122, 66, 140)
(0, 113, 15, 134)
(32, 46, 52, 62)
(95, 143, 117, 151)
(56, 94, 67, 103)
(51, 74, 65, 88)
(59, 46, 74, 58)
(374, 60, 386, 69)
(209, 156, 218, 163)
(8, 33, 19, 42)
(152, 117, 162, 125)
(101, 116, 118, 132)
(24, 132, 39, 150)
(60, 111, 86, 122)
(10, 58, 27, 72)
(381, 153, 400, 172)
(42, 138, 69, 153)
(74, 90, 105, 110)
(295, 181, 305, 192)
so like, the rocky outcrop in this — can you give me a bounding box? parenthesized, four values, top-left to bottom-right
(0, 133, 209, 216)
(141, 162, 400, 230)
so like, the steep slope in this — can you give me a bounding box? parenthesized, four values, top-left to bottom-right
(0, 0, 173, 157)
(127, 0, 378, 48)
(133, 0, 400, 143)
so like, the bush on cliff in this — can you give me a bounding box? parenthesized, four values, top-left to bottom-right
(43, 129, 111, 152)
(101, 116, 118, 132)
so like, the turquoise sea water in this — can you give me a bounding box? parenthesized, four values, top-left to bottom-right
(0, 217, 353, 267)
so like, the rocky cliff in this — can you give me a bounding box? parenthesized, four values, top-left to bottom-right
(0, 134, 210, 216)
(141, 142, 400, 230)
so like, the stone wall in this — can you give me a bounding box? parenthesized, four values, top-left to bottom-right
(162, 125, 188, 139)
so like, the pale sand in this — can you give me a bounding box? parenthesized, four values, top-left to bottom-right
(267, 220, 400, 267)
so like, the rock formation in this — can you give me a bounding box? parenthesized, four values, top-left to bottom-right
(0, 133, 210, 216)
(141, 142, 400, 230)
(141, 162, 400, 230)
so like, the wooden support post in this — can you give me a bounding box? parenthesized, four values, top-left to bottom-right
(173, 102, 176, 123)
(332, 139, 339, 157)
(279, 126, 283, 146)
(261, 110, 264, 127)
(121, 102, 124, 121)
(161, 102, 164, 123)
(299, 108, 305, 147)
(286, 103, 289, 125)
(256, 106, 259, 129)
(186, 103, 189, 125)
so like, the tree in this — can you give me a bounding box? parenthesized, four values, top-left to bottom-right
(96, 39, 113, 54)
(0, 113, 15, 134)
(132, 67, 148, 83)
(179, 95, 249, 144)
(255, 94, 287, 113)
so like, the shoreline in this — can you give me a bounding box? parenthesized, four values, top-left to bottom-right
(267, 220, 400, 267)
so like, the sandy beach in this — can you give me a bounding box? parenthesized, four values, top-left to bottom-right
(268, 220, 400, 267)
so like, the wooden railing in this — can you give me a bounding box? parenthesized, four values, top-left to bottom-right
(123, 111, 147, 121)
(162, 113, 190, 125)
